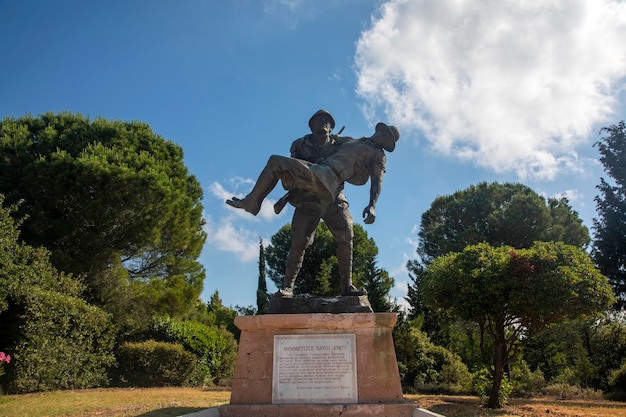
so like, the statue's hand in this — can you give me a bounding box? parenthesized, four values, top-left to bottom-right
(363, 205, 376, 224)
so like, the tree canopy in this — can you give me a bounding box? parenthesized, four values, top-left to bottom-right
(0, 113, 206, 314)
(407, 181, 591, 345)
(416, 182, 589, 265)
(422, 241, 614, 408)
(593, 121, 626, 308)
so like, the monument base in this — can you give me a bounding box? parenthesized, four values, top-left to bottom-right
(218, 312, 418, 417)
(219, 402, 418, 417)
(268, 295, 373, 314)
(181, 405, 445, 417)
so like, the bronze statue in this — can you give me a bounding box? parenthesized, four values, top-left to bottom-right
(226, 110, 399, 298)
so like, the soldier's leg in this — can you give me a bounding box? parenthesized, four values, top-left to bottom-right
(324, 202, 366, 296)
(276, 203, 322, 297)
(226, 156, 315, 215)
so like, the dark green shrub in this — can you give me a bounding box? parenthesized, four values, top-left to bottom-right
(609, 362, 626, 398)
(510, 360, 545, 393)
(0, 195, 115, 394)
(4, 288, 115, 393)
(114, 340, 196, 387)
(147, 316, 237, 385)
(394, 324, 471, 393)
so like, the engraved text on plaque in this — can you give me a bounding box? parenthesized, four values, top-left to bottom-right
(272, 334, 357, 404)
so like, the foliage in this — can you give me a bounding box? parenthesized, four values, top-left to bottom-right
(0, 195, 115, 394)
(0, 112, 206, 319)
(393, 319, 471, 393)
(509, 360, 546, 393)
(541, 383, 605, 400)
(147, 315, 237, 385)
(256, 238, 269, 314)
(265, 222, 394, 309)
(361, 256, 396, 312)
(407, 182, 590, 364)
(206, 291, 239, 339)
(525, 314, 626, 391)
(422, 241, 614, 408)
(114, 341, 197, 387)
(609, 362, 626, 397)
(415, 181, 589, 265)
(472, 368, 513, 406)
(593, 120, 626, 308)
(584, 315, 626, 390)
(523, 319, 585, 382)
(5, 288, 115, 393)
(0, 352, 10, 378)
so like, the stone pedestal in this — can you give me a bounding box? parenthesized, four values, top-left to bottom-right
(218, 313, 418, 417)
(268, 295, 373, 314)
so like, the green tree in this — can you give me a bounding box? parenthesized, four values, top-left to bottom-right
(416, 182, 589, 265)
(407, 182, 590, 349)
(526, 314, 626, 391)
(422, 241, 614, 408)
(0, 195, 115, 393)
(0, 113, 206, 319)
(264, 222, 393, 308)
(206, 291, 239, 338)
(256, 238, 269, 314)
(361, 257, 396, 312)
(593, 121, 626, 308)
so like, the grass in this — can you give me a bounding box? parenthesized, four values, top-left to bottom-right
(1, 388, 625, 417)
(406, 393, 626, 417)
(0, 387, 230, 417)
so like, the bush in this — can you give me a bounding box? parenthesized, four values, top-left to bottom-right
(471, 368, 513, 406)
(608, 362, 626, 398)
(542, 382, 604, 400)
(114, 340, 196, 387)
(510, 360, 545, 393)
(395, 325, 471, 393)
(4, 288, 115, 393)
(146, 316, 237, 385)
(0, 196, 115, 394)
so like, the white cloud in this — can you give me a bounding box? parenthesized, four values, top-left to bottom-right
(209, 179, 280, 221)
(355, 0, 626, 180)
(204, 215, 259, 262)
(554, 188, 581, 203)
(204, 179, 285, 261)
(391, 280, 411, 312)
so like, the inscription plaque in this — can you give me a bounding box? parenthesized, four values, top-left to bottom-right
(272, 334, 357, 404)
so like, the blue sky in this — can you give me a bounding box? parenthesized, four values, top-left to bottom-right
(2, 0, 626, 310)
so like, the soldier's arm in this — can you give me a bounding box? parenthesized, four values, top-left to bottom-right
(362, 152, 387, 224)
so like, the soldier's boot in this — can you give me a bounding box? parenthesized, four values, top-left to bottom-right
(226, 162, 280, 215)
(338, 243, 367, 296)
(274, 249, 305, 298)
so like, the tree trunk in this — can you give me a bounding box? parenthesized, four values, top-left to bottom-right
(487, 324, 507, 408)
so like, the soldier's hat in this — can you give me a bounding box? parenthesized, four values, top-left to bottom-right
(375, 122, 400, 152)
(309, 109, 335, 132)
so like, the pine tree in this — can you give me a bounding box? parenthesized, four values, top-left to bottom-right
(256, 238, 269, 314)
(593, 121, 626, 308)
